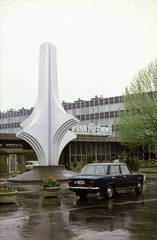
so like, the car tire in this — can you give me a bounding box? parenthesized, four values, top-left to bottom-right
(78, 192, 87, 199)
(105, 185, 114, 198)
(135, 180, 143, 193)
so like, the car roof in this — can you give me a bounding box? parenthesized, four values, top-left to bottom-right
(86, 163, 126, 166)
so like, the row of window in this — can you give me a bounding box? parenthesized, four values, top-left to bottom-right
(0, 109, 33, 119)
(62, 97, 122, 110)
(74, 110, 124, 120)
(0, 122, 21, 129)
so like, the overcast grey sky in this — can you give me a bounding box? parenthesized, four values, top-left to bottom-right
(1, 0, 157, 111)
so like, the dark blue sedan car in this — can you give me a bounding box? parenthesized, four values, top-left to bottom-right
(67, 163, 144, 198)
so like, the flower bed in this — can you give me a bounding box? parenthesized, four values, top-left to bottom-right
(41, 177, 61, 198)
(0, 187, 18, 203)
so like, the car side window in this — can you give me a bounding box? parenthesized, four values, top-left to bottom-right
(110, 165, 120, 175)
(121, 165, 131, 174)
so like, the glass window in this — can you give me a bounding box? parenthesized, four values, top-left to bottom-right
(109, 104, 114, 111)
(110, 165, 120, 175)
(81, 115, 85, 121)
(109, 97, 114, 104)
(121, 165, 131, 174)
(82, 143, 86, 154)
(110, 111, 114, 118)
(105, 98, 108, 104)
(72, 109, 77, 115)
(86, 107, 89, 114)
(95, 106, 99, 113)
(105, 112, 109, 118)
(76, 143, 81, 154)
(100, 99, 104, 105)
(90, 106, 95, 113)
(81, 102, 84, 108)
(77, 102, 80, 108)
(100, 112, 104, 118)
(106, 143, 109, 154)
(86, 101, 89, 107)
(90, 101, 94, 106)
(77, 109, 81, 115)
(71, 142, 75, 154)
(100, 105, 105, 112)
(81, 108, 85, 114)
(95, 99, 99, 106)
(115, 97, 119, 103)
(68, 104, 71, 110)
(95, 113, 99, 119)
(72, 103, 76, 109)
(86, 114, 89, 120)
(81, 165, 107, 175)
(90, 114, 94, 119)
(105, 105, 109, 111)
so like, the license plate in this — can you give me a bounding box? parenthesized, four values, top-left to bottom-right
(77, 180, 85, 185)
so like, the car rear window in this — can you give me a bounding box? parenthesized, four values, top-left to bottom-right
(81, 165, 107, 175)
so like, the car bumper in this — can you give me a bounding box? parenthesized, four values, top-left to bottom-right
(67, 186, 100, 190)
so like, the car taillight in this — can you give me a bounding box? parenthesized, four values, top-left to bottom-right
(68, 179, 74, 184)
(88, 179, 95, 184)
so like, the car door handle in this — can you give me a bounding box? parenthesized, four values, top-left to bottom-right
(123, 176, 126, 177)
(112, 177, 115, 179)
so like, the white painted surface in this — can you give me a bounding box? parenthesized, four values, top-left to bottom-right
(17, 42, 79, 165)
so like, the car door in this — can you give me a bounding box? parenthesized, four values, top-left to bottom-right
(109, 165, 122, 190)
(120, 164, 133, 188)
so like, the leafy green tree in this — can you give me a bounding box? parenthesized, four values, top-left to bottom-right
(114, 58, 157, 153)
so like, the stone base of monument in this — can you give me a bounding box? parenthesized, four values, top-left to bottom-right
(7, 165, 77, 183)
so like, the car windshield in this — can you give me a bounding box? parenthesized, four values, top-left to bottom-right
(80, 165, 107, 175)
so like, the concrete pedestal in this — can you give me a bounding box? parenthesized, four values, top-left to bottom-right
(7, 165, 77, 183)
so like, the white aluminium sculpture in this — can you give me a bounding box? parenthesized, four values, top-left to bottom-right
(17, 42, 79, 165)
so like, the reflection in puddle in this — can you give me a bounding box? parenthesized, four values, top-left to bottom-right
(42, 197, 61, 208)
(69, 202, 145, 233)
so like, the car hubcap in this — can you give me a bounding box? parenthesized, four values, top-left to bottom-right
(108, 188, 112, 196)
(138, 183, 142, 190)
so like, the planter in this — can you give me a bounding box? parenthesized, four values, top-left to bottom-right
(0, 191, 18, 203)
(41, 186, 61, 198)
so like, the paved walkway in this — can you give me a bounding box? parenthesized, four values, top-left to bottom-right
(139, 167, 157, 173)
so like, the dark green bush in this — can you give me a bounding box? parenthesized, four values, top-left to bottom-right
(73, 158, 77, 168)
(87, 153, 93, 164)
(82, 155, 87, 167)
(125, 157, 140, 171)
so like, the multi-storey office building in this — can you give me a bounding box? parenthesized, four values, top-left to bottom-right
(0, 95, 152, 172)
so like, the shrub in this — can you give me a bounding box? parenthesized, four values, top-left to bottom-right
(73, 158, 77, 168)
(0, 187, 16, 193)
(125, 157, 140, 171)
(87, 153, 93, 164)
(82, 155, 87, 167)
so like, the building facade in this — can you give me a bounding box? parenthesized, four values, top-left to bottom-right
(0, 95, 152, 172)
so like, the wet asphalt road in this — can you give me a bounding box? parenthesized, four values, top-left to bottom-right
(0, 173, 157, 240)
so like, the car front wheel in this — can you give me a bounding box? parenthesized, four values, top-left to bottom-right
(105, 185, 114, 198)
(135, 180, 143, 193)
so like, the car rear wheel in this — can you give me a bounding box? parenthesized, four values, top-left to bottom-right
(135, 180, 143, 193)
(105, 185, 114, 198)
